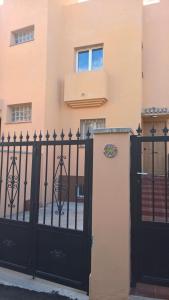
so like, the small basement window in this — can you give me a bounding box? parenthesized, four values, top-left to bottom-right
(8, 103, 32, 123)
(11, 25, 34, 46)
(76, 45, 103, 72)
(80, 118, 105, 139)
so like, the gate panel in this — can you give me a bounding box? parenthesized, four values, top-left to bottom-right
(35, 227, 88, 289)
(0, 221, 32, 273)
(35, 134, 93, 292)
(0, 131, 93, 292)
(131, 128, 169, 287)
(0, 137, 33, 274)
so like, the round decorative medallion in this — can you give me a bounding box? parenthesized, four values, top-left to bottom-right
(104, 144, 118, 158)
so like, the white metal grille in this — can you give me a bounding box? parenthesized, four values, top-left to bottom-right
(10, 104, 32, 123)
(12, 26, 34, 45)
(80, 118, 105, 139)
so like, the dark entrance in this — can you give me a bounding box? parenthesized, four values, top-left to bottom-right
(0, 130, 93, 293)
(131, 125, 169, 288)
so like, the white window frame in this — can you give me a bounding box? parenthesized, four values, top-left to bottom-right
(8, 103, 32, 123)
(76, 45, 104, 72)
(11, 25, 34, 46)
(143, 0, 160, 5)
(80, 118, 106, 139)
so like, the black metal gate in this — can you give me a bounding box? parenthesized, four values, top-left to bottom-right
(131, 125, 169, 287)
(0, 130, 93, 292)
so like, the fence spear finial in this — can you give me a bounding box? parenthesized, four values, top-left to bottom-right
(53, 129, 57, 141)
(163, 126, 169, 136)
(68, 129, 72, 140)
(136, 124, 142, 136)
(76, 128, 80, 140)
(60, 129, 65, 140)
(19, 131, 23, 142)
(39, 130, 42, 141)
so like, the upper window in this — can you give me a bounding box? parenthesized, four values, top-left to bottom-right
(80, 118, 105, 139)
(9, 103, 32, 123)
(76, 46, 103, 72)
(143, 0, 160, 5)
(11, 25, 34, 46)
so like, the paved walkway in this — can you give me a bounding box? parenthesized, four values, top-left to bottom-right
(0, 284, 71, 300)
(0, 267, 88, 300)
(0, 284, 164, 300)
(0, 287, 164, 300)
(0, 267, 164, 300)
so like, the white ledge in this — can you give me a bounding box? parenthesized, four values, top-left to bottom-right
(92, 128, 133, 134)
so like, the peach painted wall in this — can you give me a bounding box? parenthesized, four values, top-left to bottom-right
(0, 0, 142, 138)
(143, 0, 169, 108)
(0, 0, 48, 138)
(44, 0, 64, 133)
(58, 0, 142, 134)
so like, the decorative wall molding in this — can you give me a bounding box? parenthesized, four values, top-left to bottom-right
(142, 107, 169, 116)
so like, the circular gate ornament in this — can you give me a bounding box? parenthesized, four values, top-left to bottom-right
(104, 144, 118, 158)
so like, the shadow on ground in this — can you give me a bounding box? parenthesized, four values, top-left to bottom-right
(0, 284, 74, 300)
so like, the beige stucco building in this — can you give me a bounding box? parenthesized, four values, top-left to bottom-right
(0, 0, 143, 138)
(0, 1, 169, 299)
(0, 0, 168, 137)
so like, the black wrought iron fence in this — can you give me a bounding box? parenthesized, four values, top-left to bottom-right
(131, 124, 169, 288)
(0, 129, 93, 292)
(0, 129, 93, 231)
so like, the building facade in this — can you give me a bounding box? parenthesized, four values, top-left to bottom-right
(0, 0, 142, 138)
(0, 0, 168, 169)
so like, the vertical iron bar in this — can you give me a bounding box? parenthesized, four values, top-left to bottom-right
(51, 144, 56, 226)
(58, 143, 63, 227)
(43, 144, 49, 225)
(130, 135, 141, 287)
(16, 144, 22, 220)
(66, 143, 71, 228)
(30, 142, 41, 279)
(75, 143, 79, 230)
(0, 143, 4, 206)
(152, 141, 155, 221)
(83, 139, 93, 234)
(10, 144, 16, 219)
(165, 141, 168, 222)
(83, 138, 93, 293)
(4, 144, 10, 218)
(23, 143, 29, 221)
